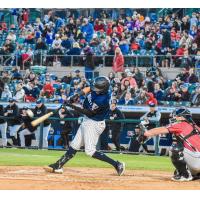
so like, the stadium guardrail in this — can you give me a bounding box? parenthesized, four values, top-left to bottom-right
(0, 53, 199, 69)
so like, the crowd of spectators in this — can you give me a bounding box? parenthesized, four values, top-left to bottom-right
(0, 8, 200, 69)
(0, 9, 200, 107)
(0, 65, 200, 107)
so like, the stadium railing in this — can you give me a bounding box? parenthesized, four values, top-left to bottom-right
(0, 54, 199, 70)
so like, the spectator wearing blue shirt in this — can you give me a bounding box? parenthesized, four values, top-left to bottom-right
(154, 83, 164, 102)
(119, 40, 130, 55)
(81, 18, 94, 43)
(118, 92, 135, 105)
(61, 35, 72, 50)
(190, 12, 198, 30)
(54, 14, 64, 33)
(70, 70, 82, 86)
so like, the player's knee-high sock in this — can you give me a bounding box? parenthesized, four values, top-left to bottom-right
(92, 151, 117, 168)
(54, 146, 77, 169)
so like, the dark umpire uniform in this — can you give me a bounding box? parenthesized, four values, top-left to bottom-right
(33, 99, 51, 148)
(108, 100, 125, 151)
(4, 98, 21, 145)
(0, 105, 7, 146)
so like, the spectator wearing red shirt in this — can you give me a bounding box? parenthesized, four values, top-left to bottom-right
(144, 107, 200, 182)
(41, 79, 55, 98)
(22, 9, 29, 24)
(121, 72, 137, 89)
(145, 92, 157, 105)
(106, 22, 113, 36)
(112, 47, 124, 73)
(94, 19, 105, 32)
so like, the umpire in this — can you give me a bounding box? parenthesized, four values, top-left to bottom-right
(108, 99, 125, 151)
(33, 99, 51, 148)
(0, 105, 7, 147)
(4, 98, 21, 145)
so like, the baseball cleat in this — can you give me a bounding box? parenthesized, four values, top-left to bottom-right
(171, 170, 193, 182)
(115, 161, 125, 176)
(44, 164, 64, 174)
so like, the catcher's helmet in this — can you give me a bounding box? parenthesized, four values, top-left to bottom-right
(91, 76, 110, 94)
(169, 107, 192, 123)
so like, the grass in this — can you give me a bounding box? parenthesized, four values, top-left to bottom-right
(0, 148, 174, 171)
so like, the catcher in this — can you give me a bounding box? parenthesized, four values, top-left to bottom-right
(142, 107, 200, 181)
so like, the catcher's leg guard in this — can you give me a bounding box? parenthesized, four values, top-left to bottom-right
(170, 143, 190, 178)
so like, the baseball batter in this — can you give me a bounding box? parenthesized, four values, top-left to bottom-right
(144, 107, 200, 181)
(44, 76, 125, 176)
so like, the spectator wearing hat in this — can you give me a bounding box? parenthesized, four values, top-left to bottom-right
(112, 47, 124, 74)
(4, 98, 21, 146)
(108, 99, 125, 151)
(33, 99, 51, 148)
(145, 92, 158, 106)
(140, 101, 161, 127)
(70, 70, 81, 86)
(0, 105, 7, 147)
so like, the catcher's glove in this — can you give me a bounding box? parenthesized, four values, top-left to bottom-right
(137, 123, 148, 144)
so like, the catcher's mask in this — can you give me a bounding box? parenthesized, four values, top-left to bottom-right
(169, 107, 192, 124)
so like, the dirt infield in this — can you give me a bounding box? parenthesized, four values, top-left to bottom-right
(0, 166, 199, 190)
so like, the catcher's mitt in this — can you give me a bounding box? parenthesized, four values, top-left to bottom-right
(137, 123, 148, 144)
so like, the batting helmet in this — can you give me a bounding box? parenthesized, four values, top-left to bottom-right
(91, 76, 110, 94)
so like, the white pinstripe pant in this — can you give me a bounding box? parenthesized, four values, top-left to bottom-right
(70, 117, 106, 156)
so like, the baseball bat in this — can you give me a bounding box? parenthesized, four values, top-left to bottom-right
(31, 112, 54, 127)
(31, 88, 91, 127)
